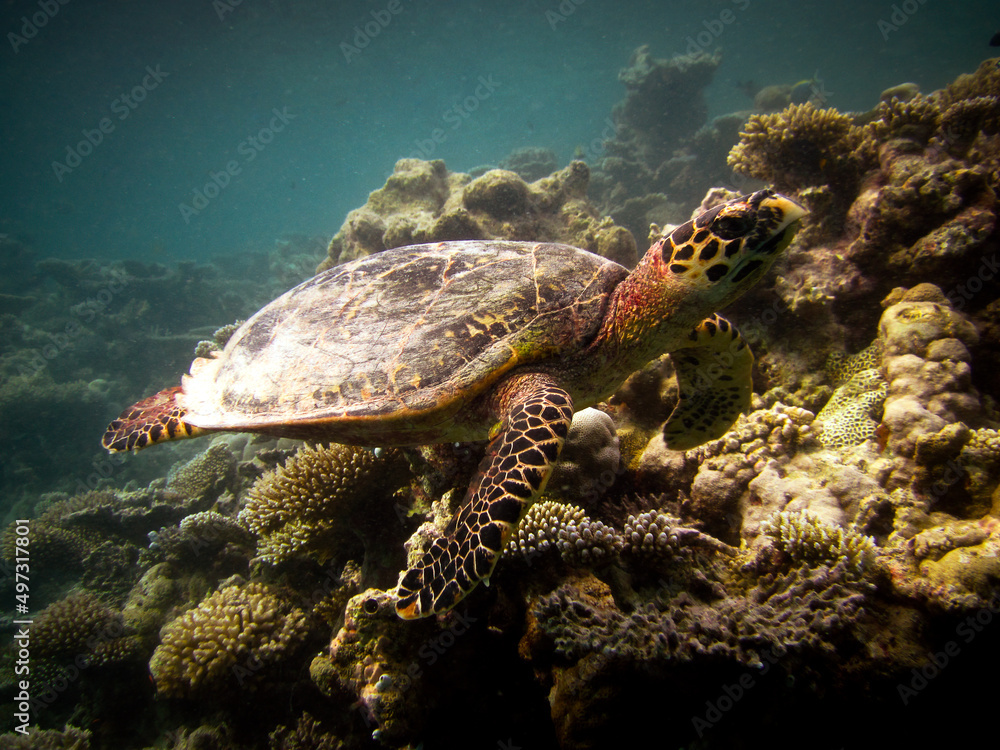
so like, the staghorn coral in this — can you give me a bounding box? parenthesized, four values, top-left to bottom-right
(760, 509, 877, 575)
(622, 509, 734, 560)
(149, 582, 308, 697)
(239, 443, 410, 567)
(268, 712, 345, 750)
(727, 102, 874, 193)
(873, 94, 941, 145)
(815, 368, 887, 449)
(938, 95, 1000, 157)
(319, 158, 636, 270)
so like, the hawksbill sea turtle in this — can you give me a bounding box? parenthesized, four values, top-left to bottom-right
(102, 189, 806, 619)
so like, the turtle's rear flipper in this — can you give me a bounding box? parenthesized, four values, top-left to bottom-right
(395, 375, 574, 619)
(662, 314, 753, 451)
(102, 386, 207, 452)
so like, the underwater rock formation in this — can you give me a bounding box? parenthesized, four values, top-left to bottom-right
(319, 158, 636, 270)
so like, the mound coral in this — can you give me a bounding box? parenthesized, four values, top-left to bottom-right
(319, 158, 636, 270)
(546, 407, 622, 504)
(149, 582, 308, 697)
(239, 443, 410, 566)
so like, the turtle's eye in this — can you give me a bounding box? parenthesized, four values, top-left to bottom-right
(712, 212, 755, 240)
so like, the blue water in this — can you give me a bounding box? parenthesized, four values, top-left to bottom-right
(0, 0, 992, 263)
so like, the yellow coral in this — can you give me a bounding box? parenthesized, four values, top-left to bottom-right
(727, 102, 873, 191)
(761, 510, 876, 575)
(815, 368, 887, 449)
(239, 443, 409, 564)
(149, 582, 307, 697)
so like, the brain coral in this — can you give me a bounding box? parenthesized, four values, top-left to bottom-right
(239, 443, 410, 565)
(149, 582, 308, 697)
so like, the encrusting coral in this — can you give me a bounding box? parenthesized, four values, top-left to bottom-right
(149, 582, 309, 697)
(815, 367, 887, 449)
(239, 443, 410, 566)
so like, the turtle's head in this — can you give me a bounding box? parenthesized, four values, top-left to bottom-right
(654, 189, 807, 311)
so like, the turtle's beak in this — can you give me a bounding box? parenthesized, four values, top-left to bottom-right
(765, 192, 808, 229)
(747, 190, 808, 258)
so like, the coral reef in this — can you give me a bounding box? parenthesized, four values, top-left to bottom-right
(727, 102, 874, 195)
(239, 443, 410, 579)
(149, 582, 309, 697)
(319, 158, 636, 270)
(760, 509, 877, 575)
(507, 500, 622, 566)
(545, 408, 622, 504)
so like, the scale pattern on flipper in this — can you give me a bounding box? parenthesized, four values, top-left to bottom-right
(395, 379, 574, 619)
(102, 386, 205, 452)
(662, 314, 753, 451)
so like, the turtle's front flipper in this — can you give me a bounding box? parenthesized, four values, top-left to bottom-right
(395, 374, 573, 619)
(102, 386, 207, 452)
(662, 314, 753, 451)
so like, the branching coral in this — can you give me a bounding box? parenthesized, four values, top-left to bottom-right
(507, 500, 621, 565)
(760, 510, 877, 576)
(534, 560, 868, 666)
(149, 582, 308, 697)
(728, 102, 874, 192)
(165, 441, 238, 502)
(239, 443, 410, 565)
